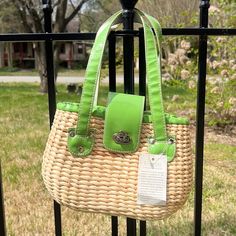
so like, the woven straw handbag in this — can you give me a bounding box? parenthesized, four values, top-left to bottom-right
(42, 10, 193, 221)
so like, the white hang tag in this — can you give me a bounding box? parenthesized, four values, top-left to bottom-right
(137, 154, 167, 205)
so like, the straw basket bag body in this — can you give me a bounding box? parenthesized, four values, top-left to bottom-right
(42, 10, 193, 221)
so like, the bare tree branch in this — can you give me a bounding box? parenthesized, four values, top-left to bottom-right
(64, 0, 90, 27)
(69, 0, 95, 24)
(12, 0, 33, 32)
(52, 0, 60, 8)
(25, 0, 44, 32)
(96, 0, 112, 15)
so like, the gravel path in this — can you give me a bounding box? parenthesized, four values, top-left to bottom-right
(0, 75, 140, 84)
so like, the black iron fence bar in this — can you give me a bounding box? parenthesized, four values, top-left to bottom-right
(120, 2, 137, 235)
(139, 221, 146, 236)
(138, 28, 146, 103)
(122, 10, 135, 95)
(0, 28, 236, 43)
(108, 34, 117, 93)
(194, 1, 210, 235)
(108, 22, 148, 236)
(1, 27, 236, 43)
(108, 33, 118, 236)
(163, 28, 236, 35)
(0, 163, 6, 236)
(42, 1, 62, 236)
(138, 29, 147, 236)
(43, 1, 56, 126)
(0, 33, 96, 42)
(113, 28, 236, 36)
(111, 216, 118, 236)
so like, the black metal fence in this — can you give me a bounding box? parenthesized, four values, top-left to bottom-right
(0, 0, 235, 235)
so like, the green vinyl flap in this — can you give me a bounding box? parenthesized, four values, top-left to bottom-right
(103, 92, 145, 153)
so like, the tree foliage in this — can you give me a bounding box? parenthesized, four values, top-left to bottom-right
(137, 0, 199, 27)
(80, 0, 120, 32)
(0, 1, 23, 33)
(2, 0, 92, 92)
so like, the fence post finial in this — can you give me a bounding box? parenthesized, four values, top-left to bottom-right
(200, 0, 210, 8)
(119, 0, 138, 10)
(42, 0, 52, 11)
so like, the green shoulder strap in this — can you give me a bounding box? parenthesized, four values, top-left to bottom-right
(134, 9, 162, 47)
(137, 11, 176, 160)
(137, 10, 167, 141)
(77, 10, 122, 136)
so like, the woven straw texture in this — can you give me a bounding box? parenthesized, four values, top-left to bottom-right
(42, 109, 193, 220)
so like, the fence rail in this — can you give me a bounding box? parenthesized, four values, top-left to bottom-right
(0, 0, 236, 235)
(0, 28, 236, 43)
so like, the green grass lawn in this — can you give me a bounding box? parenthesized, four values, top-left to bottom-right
(0, 83, 235, 235)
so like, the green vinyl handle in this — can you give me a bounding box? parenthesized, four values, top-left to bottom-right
(134, 9, 162, 46)
(134, 9, 167, 140)
(75, 10, 167, 142)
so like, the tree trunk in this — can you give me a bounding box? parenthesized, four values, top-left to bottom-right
(53, 42, 62, 80)
(0, 43, 4, 67)
(7, 43, 13, 68)
(34, 42, 48, 93)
